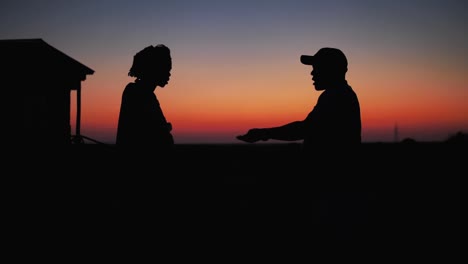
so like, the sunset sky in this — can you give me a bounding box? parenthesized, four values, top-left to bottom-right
(2, 0, 467, 144)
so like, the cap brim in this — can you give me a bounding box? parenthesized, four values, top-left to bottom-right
(300, 55, 314, 65)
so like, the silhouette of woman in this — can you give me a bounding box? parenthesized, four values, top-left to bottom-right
(116, 44, 174, 149)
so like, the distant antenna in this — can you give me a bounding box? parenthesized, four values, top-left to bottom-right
(394, 123, 399, 142)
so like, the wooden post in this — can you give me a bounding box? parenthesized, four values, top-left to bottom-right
(76, 83, 81, 140)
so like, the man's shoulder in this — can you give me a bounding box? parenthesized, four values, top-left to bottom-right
(323, 85, 357, 98)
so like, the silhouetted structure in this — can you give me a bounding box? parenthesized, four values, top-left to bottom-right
(445, 131, 468, 144)
(1, 38, 94, 145)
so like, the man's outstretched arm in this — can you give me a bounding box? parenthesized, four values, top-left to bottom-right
(236, 121, 305, 143)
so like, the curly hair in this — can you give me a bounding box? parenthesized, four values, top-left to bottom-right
(128, 44, 171, 79)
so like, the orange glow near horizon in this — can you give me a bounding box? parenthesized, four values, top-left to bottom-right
(70, 73, 468, 144)
(4, 0, 467, 144)
(69, 44, 468, 144)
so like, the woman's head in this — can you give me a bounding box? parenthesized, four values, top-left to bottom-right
(129, 44, 172, 87)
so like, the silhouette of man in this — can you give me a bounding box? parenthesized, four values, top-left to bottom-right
(116, 44, 174, 149)
(237, 47, 361, 149)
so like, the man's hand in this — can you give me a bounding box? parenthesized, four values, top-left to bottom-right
(236, 128, 269, 143)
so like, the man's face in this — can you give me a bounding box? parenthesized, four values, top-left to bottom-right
(310, 64, 337, 91)
(310, 62, 344, 91)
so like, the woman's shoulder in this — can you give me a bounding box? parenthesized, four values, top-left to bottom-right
(124, 82, 138, 90)
(122, 82, 143, 96)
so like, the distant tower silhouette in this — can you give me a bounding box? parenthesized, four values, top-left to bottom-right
(394, 123, 399, 142)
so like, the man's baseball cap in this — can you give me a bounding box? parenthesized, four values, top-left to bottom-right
(300, 47, 348, 70)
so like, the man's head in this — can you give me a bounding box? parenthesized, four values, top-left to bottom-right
(129, 44, 172, 87)
(301, 47, 348, 90)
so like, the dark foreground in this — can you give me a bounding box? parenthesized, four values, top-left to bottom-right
(8, 142, 466, 249)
